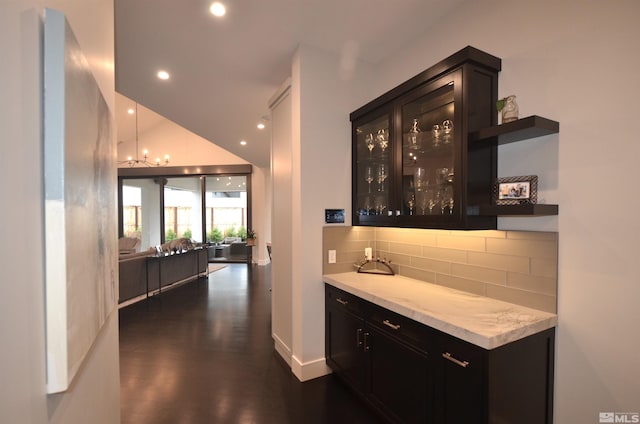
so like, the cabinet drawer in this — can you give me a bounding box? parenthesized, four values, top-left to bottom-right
(325, 284, 364, 316)
(367, 303, 432, 353)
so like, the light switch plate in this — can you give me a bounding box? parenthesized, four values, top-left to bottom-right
(328, 250, 336, 264)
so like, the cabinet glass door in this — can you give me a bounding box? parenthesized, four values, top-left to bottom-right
(354, 112, 392, 219)
(401, 75, 459, 223)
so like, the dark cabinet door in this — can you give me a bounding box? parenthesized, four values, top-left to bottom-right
(397, 70, 462, 229)
(325, 300, 366, 392)
(352, 107, 395, 225)
(366, 326, 432, 424)
(434, 334, 486, 424)
(350, 46, 500, 230)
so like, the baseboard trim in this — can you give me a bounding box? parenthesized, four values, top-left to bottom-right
(291, 355, 332, 382)
(273, 333, 292, 366)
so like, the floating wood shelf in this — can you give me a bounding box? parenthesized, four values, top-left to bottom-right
(469, 115, 559, 145)
(471, 204, 559, 216)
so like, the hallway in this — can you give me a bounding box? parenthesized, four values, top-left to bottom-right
(119, 264, 384, 424)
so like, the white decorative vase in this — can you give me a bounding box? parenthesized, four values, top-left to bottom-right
(501, 95, 519, 123)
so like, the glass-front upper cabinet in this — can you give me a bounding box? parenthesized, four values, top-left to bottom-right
(350, 47, 501, 229)
(353, 109, 394, 224)
(400, 72, 461, 226)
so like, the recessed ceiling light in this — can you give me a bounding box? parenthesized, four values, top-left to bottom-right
(257, 122, 265, 129)
(157, 70, 170, 80)
(127, 108, 135, 115)
(240, 140, 247, 146)
(210, 2, 226, 17)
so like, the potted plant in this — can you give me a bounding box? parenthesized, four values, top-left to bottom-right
(496, 95, 519, 123)
(246, 229, 256, 246)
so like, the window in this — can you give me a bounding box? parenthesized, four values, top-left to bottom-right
(118, 165, 252, 247)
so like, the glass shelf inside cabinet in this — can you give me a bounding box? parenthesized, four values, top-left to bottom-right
(401, 84, 456, 217)
(356, 114, 392, 217)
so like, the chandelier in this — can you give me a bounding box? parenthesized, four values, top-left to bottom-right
(118, 103, 170, 167)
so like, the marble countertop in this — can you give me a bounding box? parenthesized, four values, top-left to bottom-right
(323, 272, 557, 350)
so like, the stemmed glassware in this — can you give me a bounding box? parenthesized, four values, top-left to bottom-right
(426, 188, 438, 215)
(362, 196, 372, 215)
(377, 163, 388, 191)
(408, 119, 421, 150)
(365, 166, 374, 193)
(440, 186, 454, 214)
(442, 120, 454, 144)
(414, 167, 427, 193)
(376, 128, 389, 152)
(374, 196, 386, 215)
(406, 191, 415, 215)
(432, 124, 442, 147)
(365, 133, 375, 156)
(435, 167, 450, 186)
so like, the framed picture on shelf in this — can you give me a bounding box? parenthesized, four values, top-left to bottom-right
(494, 175, 538, 205)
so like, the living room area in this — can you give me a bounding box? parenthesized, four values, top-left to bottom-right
(120, 167, 252, 253)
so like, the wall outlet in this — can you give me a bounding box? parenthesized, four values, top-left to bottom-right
(365, 247, 373, 261)
(328, 250, 336, 264)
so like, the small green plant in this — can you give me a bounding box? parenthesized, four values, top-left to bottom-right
(207, 227, 223, 243)
(225, 227, 237, 238)
(165, 228, 177, 241)
(238, 226, 247, 241)
(182, 228, 192, 239)
(246, 229, 256, 239)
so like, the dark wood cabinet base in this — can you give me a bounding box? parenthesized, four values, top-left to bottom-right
(325, 284, 555, 424)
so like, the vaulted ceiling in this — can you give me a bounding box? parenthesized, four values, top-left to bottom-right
(115, 0, 464, 168)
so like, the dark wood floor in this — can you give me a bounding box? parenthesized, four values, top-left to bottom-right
(119, 264, 385, 424)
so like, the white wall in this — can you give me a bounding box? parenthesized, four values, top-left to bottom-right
(270, 81, 294, 363)
(250, 165, 270, 265)
(117, 112, 248, 166)
(282, 44, 377, 380)
(368, 0, 640, 421)
(0, 1, 120, 423)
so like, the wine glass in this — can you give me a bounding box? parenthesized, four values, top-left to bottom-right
(446, 167, 455, 183)
(440, 186, 453, 214)
(405, 191, 416, 215)
(432, 124, 442, 147)
(442, 119, 453, 144)
(362, 196, 372, 215)
(365, 133, 375, 156)
(365, 166, 374, 193)
(417, 191, 427, 215)
(374, 196, 386, 215)
(408, 118, 421, 150)
(426, 189, 438, 215)
(414, 167, 427, 192)
(377, 163, 388, 192)
(435, 167, 450, 186)
(376, 128, 389, 152)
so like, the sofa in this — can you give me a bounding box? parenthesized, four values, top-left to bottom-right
(223, 242, 247, 261)
(118, 238, 207, 304)
(207, 237, 248, 262)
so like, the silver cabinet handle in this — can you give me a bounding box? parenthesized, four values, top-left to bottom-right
(356, 328, 363, 349)
(364, 332, 371, 351)
(335, 297, 348, 306)
(442, 352, 470, 368)
(383, 319, 401, 330)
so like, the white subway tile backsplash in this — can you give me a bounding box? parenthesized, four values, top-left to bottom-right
(436, 273, 486, 296)
(323, 226, 558, 313)
(437, 234, 486, 252)
(467, 251, 530, 274)
(451, 263, 507, 286)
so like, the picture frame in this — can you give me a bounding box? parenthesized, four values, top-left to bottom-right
(494, 175, 538, 205)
